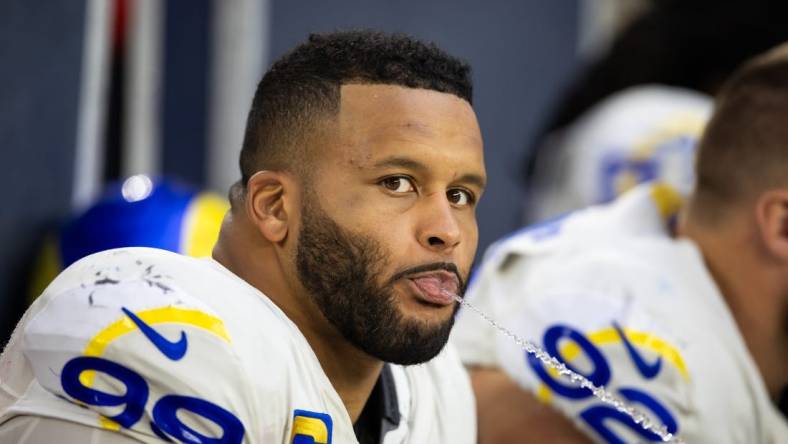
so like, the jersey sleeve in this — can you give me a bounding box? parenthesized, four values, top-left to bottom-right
(469, 251, 697, 443)
(18, 272, 262, 444)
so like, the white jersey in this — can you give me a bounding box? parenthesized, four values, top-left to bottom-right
(527, 85, 712, 223)
(452, 183, 788, 443)
(1, 247, 475, 443)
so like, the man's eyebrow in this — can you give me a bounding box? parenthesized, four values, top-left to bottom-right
(372, 156, 428, 173)
(372, 156, 486, 189)
(455, 173, 486, 190)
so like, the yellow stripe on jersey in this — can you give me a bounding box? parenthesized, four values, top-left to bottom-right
(565, 327, 689, 379)
(79, 307, 230, 389)
(536, 326, 688, 405)
(182, 193, 229, 258)
(536, 384, 554, 404)
(99, 416, 121, 431)
(649, 182, 683, 220)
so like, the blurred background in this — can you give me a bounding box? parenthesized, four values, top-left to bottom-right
(1, 0, 785, 344)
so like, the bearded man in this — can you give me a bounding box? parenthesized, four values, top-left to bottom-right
(0, 30, 486, 444)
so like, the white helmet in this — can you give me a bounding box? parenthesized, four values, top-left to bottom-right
(526, 85, 712, 223)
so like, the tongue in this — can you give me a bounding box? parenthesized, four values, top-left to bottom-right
(411, 277, 455, 305)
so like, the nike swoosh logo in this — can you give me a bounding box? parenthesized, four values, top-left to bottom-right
(612, 321, 662, 379)
(122, 307, 188, 361)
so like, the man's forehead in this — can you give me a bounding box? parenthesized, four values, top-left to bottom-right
(314, 84, 485, 188)
(335, 83, 482, 149)
(338, 83, 473, 118)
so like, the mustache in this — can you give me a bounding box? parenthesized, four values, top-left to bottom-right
(387, 262, 466, 293)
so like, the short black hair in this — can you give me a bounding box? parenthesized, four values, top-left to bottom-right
(238, 29, 473, 185)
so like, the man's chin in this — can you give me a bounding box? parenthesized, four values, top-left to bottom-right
(371, 316, 455, 365)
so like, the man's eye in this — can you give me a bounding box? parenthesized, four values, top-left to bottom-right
(447, 188, 474, 206)
(380, 176, 415, 193)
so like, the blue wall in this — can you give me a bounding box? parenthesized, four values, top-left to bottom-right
(0, 1, 86, 342)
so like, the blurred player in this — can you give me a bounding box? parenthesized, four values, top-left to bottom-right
(0, 30, 485, 443)
(452, 44, 788, 442)
(526, 85, 711, 222)
(524, 0, 788, 224)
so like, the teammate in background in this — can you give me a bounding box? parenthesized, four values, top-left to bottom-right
(523, 0, 788, 224)
(526, 85, 711, 223)
(452, 44, 788, 442)
(0, 30, 484, 443)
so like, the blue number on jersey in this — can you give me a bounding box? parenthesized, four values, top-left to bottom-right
(527, 325, 610, 399)
(60, 355, 245, 443)
(528, 322, 678, 443)
(61, 357, 149, 428)
(59, 308, 245, 443)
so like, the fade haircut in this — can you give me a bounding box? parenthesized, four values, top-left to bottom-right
(692, 42, 788, 222)
(238, 30, 473, 188)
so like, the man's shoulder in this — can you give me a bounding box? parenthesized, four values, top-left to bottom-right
(2, 248, 327, 442)
(473, 219, 702, 356)
(493, 182, 679, 258)
(25, 247, 304, 377)
(40, 247, 205, 299)
(478, 185, 686, 307)
(38, 246, 293, 333)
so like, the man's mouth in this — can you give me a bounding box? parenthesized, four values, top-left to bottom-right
(406, 270, 460, 306)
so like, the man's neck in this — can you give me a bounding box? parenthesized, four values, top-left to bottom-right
(296, 313, 384, 423)
(682, 217, 787, 400)
(213, 221, 383, 423)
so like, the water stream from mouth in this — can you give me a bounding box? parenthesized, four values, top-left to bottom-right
(451, 293, 683, 443)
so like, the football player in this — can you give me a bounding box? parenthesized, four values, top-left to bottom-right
(0, 30, 485, 443)
(525, 85, 711, 223)
(452, 44, 788, 442)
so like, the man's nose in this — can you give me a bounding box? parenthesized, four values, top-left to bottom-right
(416, 193, 461, 253)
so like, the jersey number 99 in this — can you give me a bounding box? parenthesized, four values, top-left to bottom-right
(61, 356, 245, 443)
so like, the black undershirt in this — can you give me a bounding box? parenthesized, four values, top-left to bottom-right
(352, 364, 401, 444)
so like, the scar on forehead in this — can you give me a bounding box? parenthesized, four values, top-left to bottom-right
(399, 121, 434, 135)
(399, 119, 481, 146)
(346, 150, 374, 169)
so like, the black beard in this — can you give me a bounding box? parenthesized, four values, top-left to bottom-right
(295, 195, 463, 365)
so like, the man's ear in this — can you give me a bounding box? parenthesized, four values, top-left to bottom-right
(755, 189, 788, 262)
(245, 170, 294, 243)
